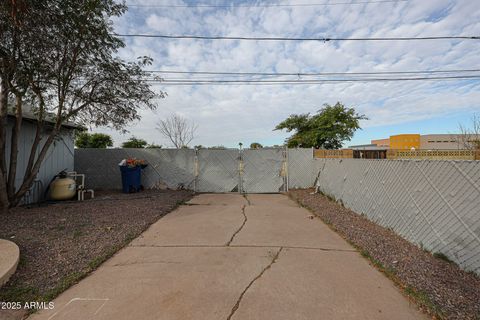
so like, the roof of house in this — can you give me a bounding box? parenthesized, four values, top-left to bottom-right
(349, 144, 389, 150)
(7, 109, 82, 130)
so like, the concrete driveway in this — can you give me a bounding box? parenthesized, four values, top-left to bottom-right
(30, 194, 425, 320)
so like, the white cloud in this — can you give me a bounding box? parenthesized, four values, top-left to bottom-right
(98, 0, 480, 147)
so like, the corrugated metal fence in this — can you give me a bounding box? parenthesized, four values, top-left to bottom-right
(315, 159, 480, 274)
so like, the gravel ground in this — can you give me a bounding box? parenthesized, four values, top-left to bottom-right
(0, 189, 193, 309)
(289, 189, 480, 320)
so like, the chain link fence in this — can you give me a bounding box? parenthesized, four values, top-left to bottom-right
(75, 148, 196, 190)
(315, 158, 480, 274)
(196, 149, 240, 192)
(76, 148, 299, 193)
(287, 148, 325, 189)
(242, 148, 286, 193)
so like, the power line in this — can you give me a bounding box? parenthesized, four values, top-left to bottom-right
(127, 0, 408, 8)
(138, 74, 480, 85)
(144, 68, 480, 76)
(116, 34, 480, 41)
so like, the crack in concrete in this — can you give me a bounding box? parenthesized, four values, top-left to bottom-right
(242, 194, 251, 206)
(226, 205, 248, 246)
(226, 247, 283, 320)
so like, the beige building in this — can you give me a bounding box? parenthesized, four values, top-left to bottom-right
(370, 138, 390, 148)
(420, 134, 461, 150)
(363, 134, 479, 150)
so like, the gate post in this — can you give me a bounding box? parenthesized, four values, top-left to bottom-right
(285, 147, 289, 192)
(238, 143, 244, 194)
(193, 148, 199, 193)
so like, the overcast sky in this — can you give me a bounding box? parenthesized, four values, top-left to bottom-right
(92, 0, 480, 148)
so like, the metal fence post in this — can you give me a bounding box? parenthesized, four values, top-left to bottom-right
(193, 148, 199, 193)
(238, 144, 244, 194)
(285, 146, 289, 192)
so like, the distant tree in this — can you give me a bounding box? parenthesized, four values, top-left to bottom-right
(156, 114, 197, 148)
(75, 132, 113, 148)
(455, 113, 480, 150)
(146, 142, 162, 148)
(75, 132, 91, 149)
(250, 142, 263, 149)
(209, 145, 226, 150)
(275, 102, 367, 149)
(122, 136, 148, 148)
(90, 134, 113, 149)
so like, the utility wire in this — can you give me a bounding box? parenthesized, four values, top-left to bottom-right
(137, 74, 480, 85)
(116, 34, 480, 41)
(127, 0, 408, 8)
(144, 68, 480, 76)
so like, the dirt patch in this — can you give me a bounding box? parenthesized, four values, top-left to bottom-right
(0, 189, 193, 307)
(289, 189, 480, 320)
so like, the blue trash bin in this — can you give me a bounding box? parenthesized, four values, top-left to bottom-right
(119, 166, 142, 193)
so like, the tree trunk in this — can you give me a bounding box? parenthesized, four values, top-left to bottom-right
(0, 73, 10, 212)
(0, 77, 8, 171)
(7, 94, 22, 202)
(0, 170, 9, 213)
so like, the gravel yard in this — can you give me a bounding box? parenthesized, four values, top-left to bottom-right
(0, 190, 193, 311)
(289, 189, 480, 320)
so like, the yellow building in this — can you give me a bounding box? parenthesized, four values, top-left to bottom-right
(389, 134, 420, 150)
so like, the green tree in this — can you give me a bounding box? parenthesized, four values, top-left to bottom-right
(146, 142, 162, 148)
(0, 1, 161, 209)
(75, 132, 113, 148)
(250, 142, 263, 149)
(122, 137, 148, 148)
(75, 132, 91, 149)
(275, 102, 367, 149)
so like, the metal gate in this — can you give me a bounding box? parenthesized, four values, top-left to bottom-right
(195, 148, 287, 193)
(196, 149, 240, 192)
(242, 148, 286, 193)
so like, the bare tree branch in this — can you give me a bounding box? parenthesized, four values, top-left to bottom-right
(156, 114, 197, 148)
(455, 114, 480, 150)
